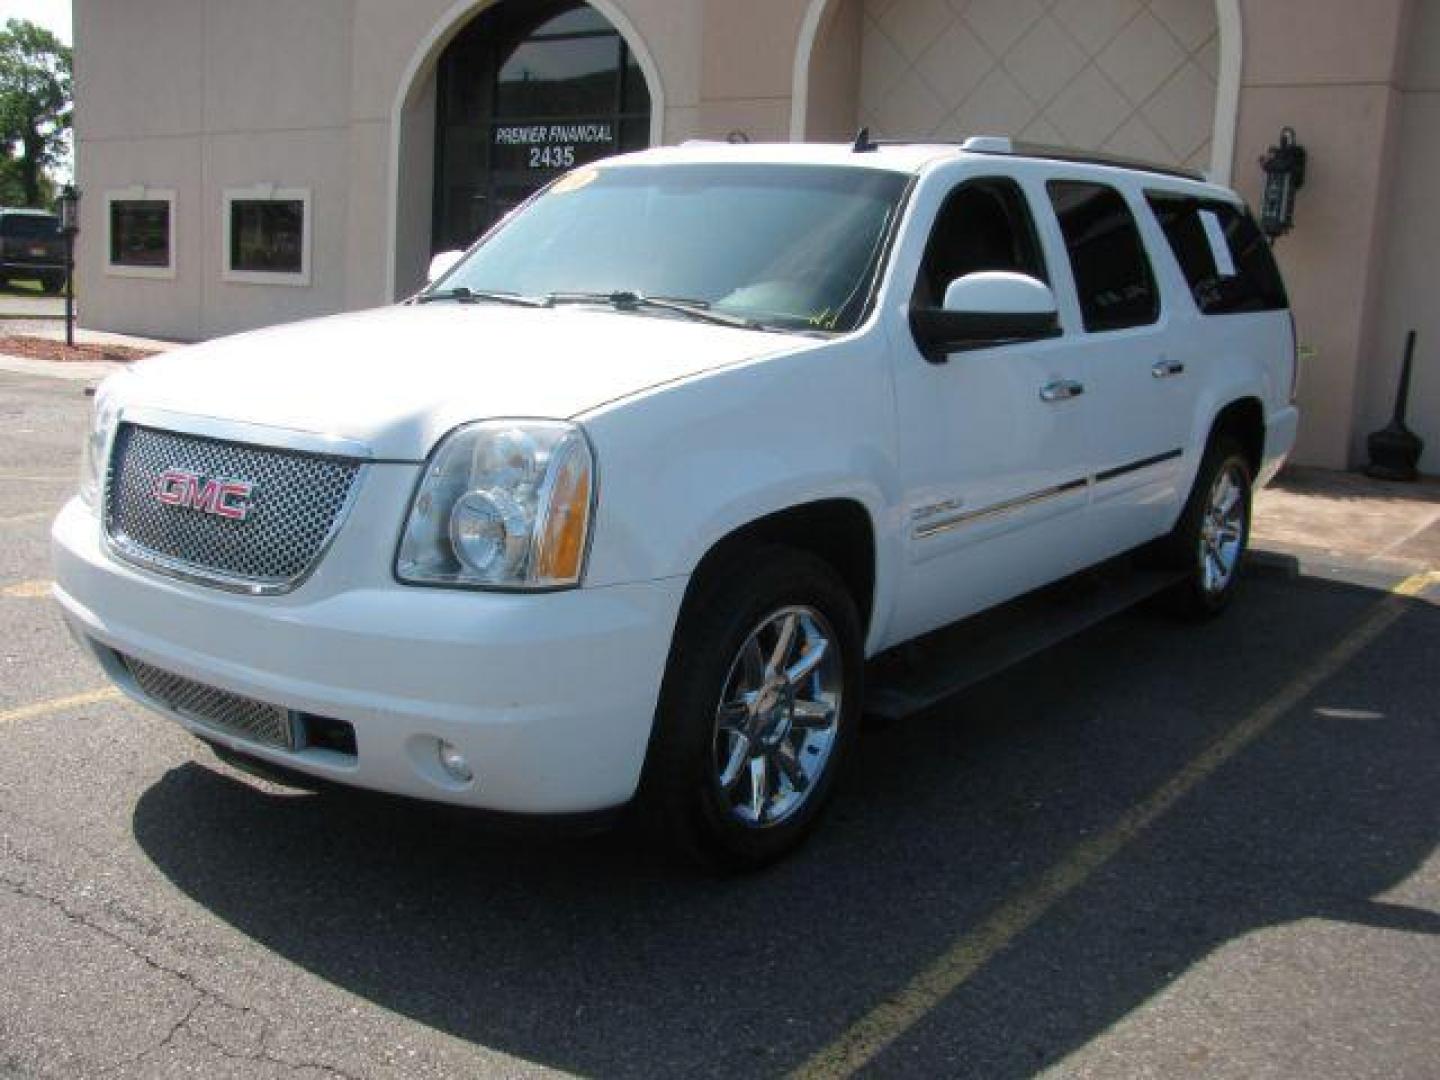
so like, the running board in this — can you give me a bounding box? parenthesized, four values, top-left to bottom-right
(863, 558, 1186, 722)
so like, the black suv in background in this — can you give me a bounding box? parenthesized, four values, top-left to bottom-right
(0, 209, 65, 293)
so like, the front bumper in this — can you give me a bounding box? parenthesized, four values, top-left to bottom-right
(52, 492, 687, 814)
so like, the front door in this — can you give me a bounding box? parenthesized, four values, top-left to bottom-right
(890, 176, 1097, 645)
(432, 0, 652, 253)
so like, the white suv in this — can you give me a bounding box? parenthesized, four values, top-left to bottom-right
(53, 138, 1298, 867)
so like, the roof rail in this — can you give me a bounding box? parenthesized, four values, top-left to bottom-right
(959, 136, 1207, 182)
(847, 132, 1206, 183)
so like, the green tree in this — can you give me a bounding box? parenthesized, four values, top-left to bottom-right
(0, 19, 71, 208)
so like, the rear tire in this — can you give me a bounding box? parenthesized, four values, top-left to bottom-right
(640, 546, 863, 871)
(40, 273, 64, 294)
(1155, 436, 1253, 619)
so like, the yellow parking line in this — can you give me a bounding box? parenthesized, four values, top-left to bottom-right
(1, 579, 52, 599)
(1394, 569, 1440, 597)
(0, 688, 122, 726)
(792, 569, 1434, 1079)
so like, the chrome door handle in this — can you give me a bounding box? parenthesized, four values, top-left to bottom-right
(1040, 379, 1085, 402)
(1151, 359, 1186, 378)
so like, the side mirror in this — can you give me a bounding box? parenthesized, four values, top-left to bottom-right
(427, 249, 464, 285)
(911, 271, 1060, 362)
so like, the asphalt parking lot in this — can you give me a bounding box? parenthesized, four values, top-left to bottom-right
(2, 368, 1437, 1079)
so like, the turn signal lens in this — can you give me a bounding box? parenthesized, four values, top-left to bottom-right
(534, 437, 593, 583)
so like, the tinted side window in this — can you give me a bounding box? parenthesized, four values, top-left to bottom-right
(914, 178, 1047, 308)
(1046, 180, 1159, 332)
(1147, 194, 1289, 314)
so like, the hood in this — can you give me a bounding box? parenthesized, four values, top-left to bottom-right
(120, 303, 804, 459)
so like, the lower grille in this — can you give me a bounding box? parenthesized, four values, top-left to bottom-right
(122, 655, 294, 751)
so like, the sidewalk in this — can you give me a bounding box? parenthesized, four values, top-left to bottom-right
(1253, 465, 1440, 576)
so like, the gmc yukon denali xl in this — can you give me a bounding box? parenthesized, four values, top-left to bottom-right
(52, 138, 1298, 868)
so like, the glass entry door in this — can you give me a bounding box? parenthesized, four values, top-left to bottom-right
(433, 1, 652, 252)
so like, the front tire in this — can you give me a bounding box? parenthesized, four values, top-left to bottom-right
(1157, 437, 1253, 618)
(641, 546, 863, 871)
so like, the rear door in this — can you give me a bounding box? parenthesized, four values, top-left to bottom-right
(1037, 177, 1193, 550)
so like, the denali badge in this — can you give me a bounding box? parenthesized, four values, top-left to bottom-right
(153, 468, 255, 521)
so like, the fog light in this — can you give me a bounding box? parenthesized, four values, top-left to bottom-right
(437, 740, 473, 783)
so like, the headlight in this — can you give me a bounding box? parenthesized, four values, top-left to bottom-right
(396, 420, 596, 590)
(78, 376, 126, 512)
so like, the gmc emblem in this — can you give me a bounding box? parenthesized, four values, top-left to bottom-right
(153, 468, 255, 521)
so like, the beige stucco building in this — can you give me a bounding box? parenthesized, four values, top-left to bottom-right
(74, 0, 1439, 471)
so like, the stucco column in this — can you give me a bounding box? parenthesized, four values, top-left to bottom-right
(695, 0, 813, 140)
(1230, 0, 1412, 468)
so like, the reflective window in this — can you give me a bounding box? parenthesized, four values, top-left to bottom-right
(1, 213, 59, 240)
(1147, 193, 1289, 314)
(229, 200, 304, 275)
(1047, 180, 1159, 333)
(440, 164, 909, 334)
(914, 178, 1048, 308)
(109, 201, 170, 269)
(434, 1, 652, 251)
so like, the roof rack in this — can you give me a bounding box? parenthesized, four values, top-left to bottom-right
(849, 130, 1206, 183)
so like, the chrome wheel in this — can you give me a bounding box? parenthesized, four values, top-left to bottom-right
(1199, 461, 1247, 595)
(712, 606, 843, 828)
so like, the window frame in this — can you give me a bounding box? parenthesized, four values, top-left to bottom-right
(221, 185, 313, 287)
(909, 175, 1052, 310)
(104, 187, 177, 280)
(1045, 178, 1162, 335)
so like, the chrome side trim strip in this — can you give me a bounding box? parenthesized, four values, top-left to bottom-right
(1095, 447, 1183, 484)
(912, 448, 1183, 541)
(914, 478, 1087, 539)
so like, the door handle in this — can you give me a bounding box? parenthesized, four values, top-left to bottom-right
(1151, 359, 1186, 378)
(1040, 379, 1085, 402)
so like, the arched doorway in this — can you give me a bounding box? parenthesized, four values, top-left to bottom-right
(432, 1, 653, 251)
(386, 0, 663, 299)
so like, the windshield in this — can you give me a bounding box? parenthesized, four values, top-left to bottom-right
(1, 214, 59, 239)
(435, 163, 909, 333)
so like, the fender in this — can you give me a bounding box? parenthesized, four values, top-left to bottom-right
(576, 333, 906, 654)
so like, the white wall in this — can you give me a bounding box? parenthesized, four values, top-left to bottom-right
(75, 0, 357, 341)
(854, 0, 1219, 172)
(1365, 0, 1440, 472)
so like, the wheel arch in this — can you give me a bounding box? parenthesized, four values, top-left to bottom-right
(680, 498, 879, 641)
(1207, 395, 1265, 476)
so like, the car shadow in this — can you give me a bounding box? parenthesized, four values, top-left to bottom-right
(131, 571, 1440, 1077)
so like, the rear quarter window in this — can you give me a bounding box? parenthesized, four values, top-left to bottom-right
(1146, 193, 1289, 314)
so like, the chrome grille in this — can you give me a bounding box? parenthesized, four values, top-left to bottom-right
(122, 654, 295, 750)
(104, 423, 362, 593)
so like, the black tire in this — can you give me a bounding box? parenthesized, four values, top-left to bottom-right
(639, 545, 864, 871)
(40, 273, 64, 294)
(1155, 435, 1253, 619)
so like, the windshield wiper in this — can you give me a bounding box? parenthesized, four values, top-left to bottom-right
(416, 286, 545, 307)
(543, 290, 764, 331)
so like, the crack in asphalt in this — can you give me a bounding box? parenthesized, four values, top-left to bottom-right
(0, 866, 362, 1079)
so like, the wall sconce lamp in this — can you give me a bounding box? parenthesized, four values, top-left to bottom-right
(1259, 127, 1306, 239)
